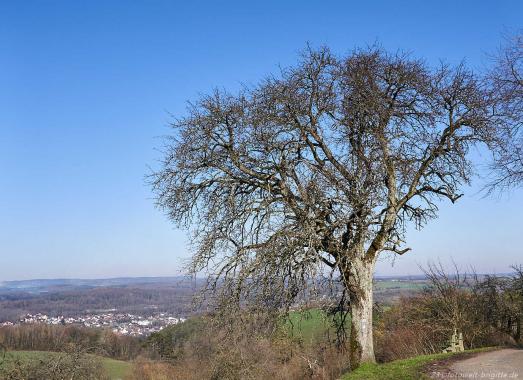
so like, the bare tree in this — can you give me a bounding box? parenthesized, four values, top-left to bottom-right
(152, 46, 502, 367)
(421, 262, 472, 336)
(489, 33, 523, 190)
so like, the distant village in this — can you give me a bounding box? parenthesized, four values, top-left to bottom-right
(0, 311, 186, 337)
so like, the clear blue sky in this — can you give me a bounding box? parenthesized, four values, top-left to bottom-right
(1, 1, 522, 281)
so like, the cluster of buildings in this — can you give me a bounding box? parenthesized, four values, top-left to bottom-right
(0, 312, 186, 337)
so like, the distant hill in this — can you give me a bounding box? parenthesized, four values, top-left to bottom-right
(0, 276, 205, 322)
(0, 274, 431, 292)
(0, 276, 191, 293)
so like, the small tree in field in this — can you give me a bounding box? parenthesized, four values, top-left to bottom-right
(152, 46, 504, 367)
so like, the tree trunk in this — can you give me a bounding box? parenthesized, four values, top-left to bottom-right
(345, 257, 376, 368)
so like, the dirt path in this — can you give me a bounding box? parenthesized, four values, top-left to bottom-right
(431, 349, 523, 379)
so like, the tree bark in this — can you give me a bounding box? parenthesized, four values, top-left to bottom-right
(345, 257, 376, 368)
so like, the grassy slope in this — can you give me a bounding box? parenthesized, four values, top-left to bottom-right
(341, 348, 497, 380)
(0, 350, 132, 380)
(285, 308, 350, 344)
(101, 357, 132, 379)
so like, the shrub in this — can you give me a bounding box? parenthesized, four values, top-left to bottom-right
(0, 351, 109, 380)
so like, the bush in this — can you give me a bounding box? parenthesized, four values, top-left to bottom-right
(0, 351, 109, 380)
(126, 359, 177, 380)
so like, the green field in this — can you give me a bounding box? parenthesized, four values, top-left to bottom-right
(0, 350, 132, 380)
(373, 280, 427, 291)
(284, 308, 350, 344)
(100, 356, 132, 379)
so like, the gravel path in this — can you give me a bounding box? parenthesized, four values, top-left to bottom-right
(436, 349, 523, 379)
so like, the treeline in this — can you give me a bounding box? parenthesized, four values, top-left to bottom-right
(0, 324, 143, 361)
(375, 264, 523, 361)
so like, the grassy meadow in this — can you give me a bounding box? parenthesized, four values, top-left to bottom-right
(284, 308, 351, 345)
